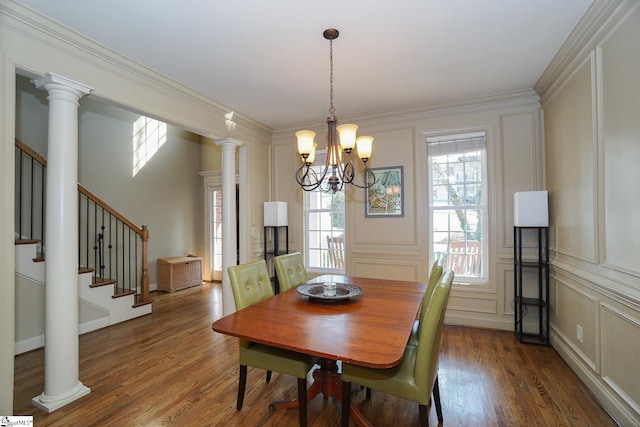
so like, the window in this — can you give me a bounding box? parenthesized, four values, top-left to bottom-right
(211, 189, 223, 277)
(304, 151, 346, 272)
(427, 132, 487, 284)
(132, 116, 167, 176)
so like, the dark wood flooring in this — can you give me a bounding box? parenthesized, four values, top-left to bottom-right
(14, 281, 618, 426)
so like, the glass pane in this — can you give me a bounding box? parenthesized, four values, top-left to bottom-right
(304, 173, 345, 270)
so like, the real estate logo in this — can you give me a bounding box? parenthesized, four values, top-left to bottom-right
(0, 416, 34, 427)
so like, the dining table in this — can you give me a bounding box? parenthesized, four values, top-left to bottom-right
(212, 274, 427, 427)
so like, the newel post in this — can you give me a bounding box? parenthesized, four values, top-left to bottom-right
(140, 225, 150, 304)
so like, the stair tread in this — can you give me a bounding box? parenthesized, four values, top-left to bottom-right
(91, 277, 117, 287)
(133, 299, 154, 308)
(15, 239, 41, 245)
(113, 290, 136, 298)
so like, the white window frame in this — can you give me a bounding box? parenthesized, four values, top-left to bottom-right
(303, 150, 346, 274)
(427, 132, 488, 285)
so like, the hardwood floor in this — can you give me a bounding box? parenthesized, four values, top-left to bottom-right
(14, 281, 617, 426)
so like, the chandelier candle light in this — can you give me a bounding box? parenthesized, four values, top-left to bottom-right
(295, 28, 375, 193)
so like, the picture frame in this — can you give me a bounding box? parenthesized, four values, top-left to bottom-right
(365, 166, 404, 218)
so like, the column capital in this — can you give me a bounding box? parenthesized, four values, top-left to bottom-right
(215, 137, 243, 150)
(32, 72, 93, 98)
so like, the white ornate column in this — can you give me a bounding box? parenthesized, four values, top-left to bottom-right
(32, 73, 92, 412)
(215, 138, 243, 315)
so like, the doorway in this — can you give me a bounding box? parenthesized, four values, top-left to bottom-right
(203, 178, 239, 281)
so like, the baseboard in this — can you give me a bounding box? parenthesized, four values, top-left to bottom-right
(78, 316, 110, 335)
(15, 317, 110, 355)
(444, 312, 513, 331)
(14, 335, 44, 355)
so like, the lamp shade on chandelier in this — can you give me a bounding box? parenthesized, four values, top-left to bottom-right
(295, 28, 375, 193)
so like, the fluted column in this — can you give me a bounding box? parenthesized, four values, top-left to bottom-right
(215, 138, 243, 315)
(32, 73, 92, 412)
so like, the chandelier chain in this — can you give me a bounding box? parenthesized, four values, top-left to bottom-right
(329, 38, 335, 116)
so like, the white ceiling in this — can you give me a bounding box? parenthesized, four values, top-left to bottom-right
(14, 0, 592, 130)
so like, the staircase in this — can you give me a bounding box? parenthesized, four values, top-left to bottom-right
(14, 139, 153, 355)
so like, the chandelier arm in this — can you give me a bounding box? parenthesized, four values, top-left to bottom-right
(339, 155, 356, 184)
(341, 166, 377, 189)
(296, 162, 332, 192)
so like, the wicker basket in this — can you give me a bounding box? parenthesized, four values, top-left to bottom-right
(157, 256, 203, 292)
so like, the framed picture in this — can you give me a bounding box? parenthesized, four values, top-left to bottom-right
(365, 166, 404, 217)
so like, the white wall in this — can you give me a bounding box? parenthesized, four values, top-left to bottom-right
(536, 1, 640, 425)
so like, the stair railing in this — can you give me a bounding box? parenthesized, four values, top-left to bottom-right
(15, 139, 151, 305)
(15, 139, 46, 253)
(78, 186, 150, 304)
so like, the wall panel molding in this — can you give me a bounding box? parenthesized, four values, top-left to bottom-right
(552, 259, 640, 311)
(352, 259, 421, 282)
(600, 303, 640, 416)
(552, 326, 640, 426)
(552, 272, 600, 372)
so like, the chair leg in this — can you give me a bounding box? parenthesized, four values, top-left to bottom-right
(418, 404, 429, 427)
(432, 376, 443, 423)
(341, 379, 351, 427)
(266, 370, 272, 383)
(366, 387, 371, 399)
(237, 364, 247, 410)
(297, 378, 307, 427)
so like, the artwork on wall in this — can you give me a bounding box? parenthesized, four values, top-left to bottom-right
(365, 166, 404, 218)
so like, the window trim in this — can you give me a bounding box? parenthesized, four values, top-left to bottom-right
(427, 132, 489, 286)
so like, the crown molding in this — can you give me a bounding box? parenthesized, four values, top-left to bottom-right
(1, 1, 272, 138)
(535, 0, 637, 103)
(273, 89, 540, 136)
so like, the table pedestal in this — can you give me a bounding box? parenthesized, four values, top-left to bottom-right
(270, 358, 372, 427)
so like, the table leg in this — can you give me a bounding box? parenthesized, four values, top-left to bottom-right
(269, 358, 339, 410)
(268, 359, 373, 427)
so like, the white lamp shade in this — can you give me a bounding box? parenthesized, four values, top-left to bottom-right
(264, 201, 288, 226)
(337, 123, 358, 151)
(296, 130, 316, 156)
(356, 136, 373, 160)
(514, 191, 548, 226)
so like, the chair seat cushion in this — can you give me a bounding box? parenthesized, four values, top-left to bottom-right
(342, 345, 427, 405)
(240, 340, 317, 378)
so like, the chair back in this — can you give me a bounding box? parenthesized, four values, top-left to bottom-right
(327, 235, 345, 269)
(414, 269, 453, 399)
(416, 256, 445, 325)
(274, 252, 307, 292)
(227, 260, 274, 310)
(426, 256, 445, 303)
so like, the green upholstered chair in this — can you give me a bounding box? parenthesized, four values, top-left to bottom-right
(274, 252, 308, 292)
(227, 260, 316, 427)
(340, 270, 454, 427)
(408, 256, 446, 346)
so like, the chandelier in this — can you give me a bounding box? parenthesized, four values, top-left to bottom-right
(295, 28, 375, 193)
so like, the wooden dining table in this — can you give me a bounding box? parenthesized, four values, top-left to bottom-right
(212, 274, 427, 427)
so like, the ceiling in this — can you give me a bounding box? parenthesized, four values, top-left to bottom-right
(14, 0, 592, 130)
